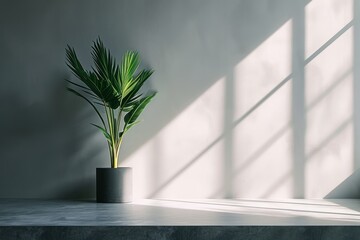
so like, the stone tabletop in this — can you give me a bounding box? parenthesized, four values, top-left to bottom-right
(1, 198, 360, 226)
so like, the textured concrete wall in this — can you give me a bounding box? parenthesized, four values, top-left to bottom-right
(0, 0, 357, 199)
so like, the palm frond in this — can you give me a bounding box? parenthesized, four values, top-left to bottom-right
(123, 92, 156, 132)
(66, 46, 103, 98)
(88, 71, 120, 109)
(121, 69, 153, 108)
(91, 123, 111, 143)
(67, 87, 106, 129)
(66, 45, 120, 109)
(120, 51, 140, 94)
(91, 38, 121, 94)
(65, 79, 90, 91)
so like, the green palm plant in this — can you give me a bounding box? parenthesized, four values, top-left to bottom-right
(66, 38, 156, 168)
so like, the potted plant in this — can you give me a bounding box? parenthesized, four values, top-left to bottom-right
(65, 38, 156, 203)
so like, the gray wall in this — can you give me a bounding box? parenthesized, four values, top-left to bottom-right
(0, 0, 358, 199)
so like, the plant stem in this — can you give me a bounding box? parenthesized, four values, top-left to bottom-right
(113, 143, 118, 168)
(116, 134, 124, 165)
(114, 99, 123, 167)
(107, 142, 113, 167)
(105, 105, 116, 167)
(116, 99, 123, 136)
(109, 109, 118, 168)
(102, 102, 113, 167)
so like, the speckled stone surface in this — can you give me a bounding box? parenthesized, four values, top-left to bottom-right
(2, 226, 360, 240)
(1, 199, 360, 239)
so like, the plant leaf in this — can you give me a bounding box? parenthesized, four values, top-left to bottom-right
(121, 69, 153, 107)
(91, 38, 121, 94)
(65, 79, 90, 91)
(91, 123, 112, 143)
(124, 92, 156, 132)
(88, 71, 120, 109)
(66, 44, 120, 109)
(121, 51, 140, 96)
(67, 87, 106, 128)
(124, 120, 141, 132)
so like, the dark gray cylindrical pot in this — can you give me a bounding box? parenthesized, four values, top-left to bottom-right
(96, 167, 132, 203)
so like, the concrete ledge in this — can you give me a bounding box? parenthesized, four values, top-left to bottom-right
(1, 199, 360, 239)
(1, 226, 360, 240)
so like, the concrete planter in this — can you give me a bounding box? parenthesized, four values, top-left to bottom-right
(96, 167, 132, 203)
